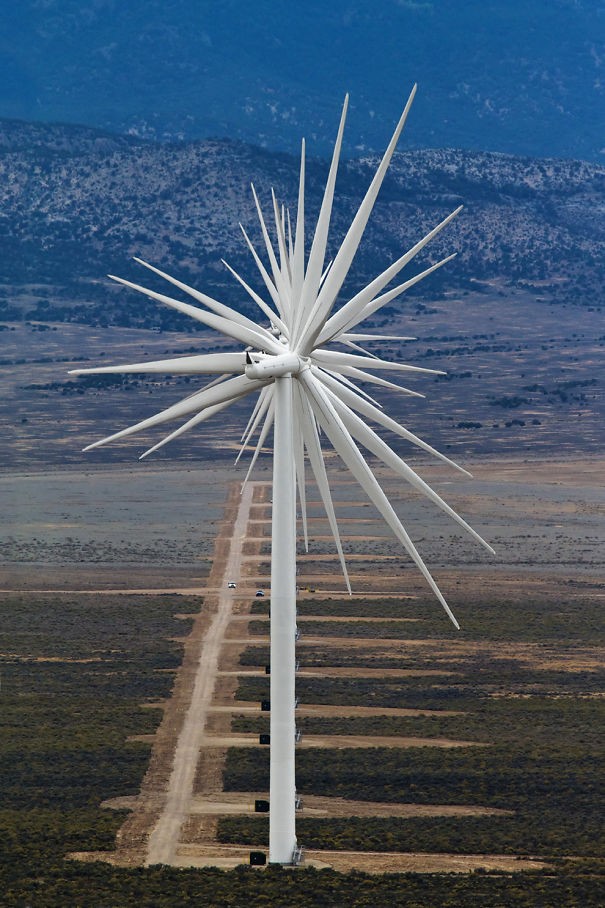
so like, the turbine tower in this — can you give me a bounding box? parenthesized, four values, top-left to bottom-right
(71, 86, 493, 865)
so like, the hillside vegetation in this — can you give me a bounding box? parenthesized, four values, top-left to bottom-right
(0, 120, 604, 331)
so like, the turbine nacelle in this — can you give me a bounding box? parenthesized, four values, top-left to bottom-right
(245, 351, 305, 380)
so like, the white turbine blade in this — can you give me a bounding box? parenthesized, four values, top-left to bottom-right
(352, 253, 457, 332)
(221, 258, 288, 337)
(133, 257, 277, 341)
(312, 349, 444, 376)
(175, 373, 233, 406)
(292, 385, 309, 553)
(292, 95, 349, 343)
(83, 374, 266, 451)
(291, 139, 306, 311)
(300, 370, 460, 627)
(322, 367, 385, 408)
(236, 385, 273, 464)
(186, 372, 232, 397)
(271, 189, 292, 285)
(339, 333, 416, 343)
(280, 201, 292, 283)
(251, 184, 291, 315)
(251, 183, 285, 292)
(108, 274, 282, 355)
(314, 367, 471, 476)
(319, 260, 333, 289)
(84, 378, 259, 452)
(322, 363, 426, 397)
(69, 352, 246, 376)
(317, 206, 461, 345)
(237, 390, 271, 461)
(300, 85, 417, 351)
(327, 254, 457, 341)
(139, 398, 233, 459)
(338, 339, 381, 359)
(326, 390, 493, 553)
(240, 385, 269, 443)
(242, 397, 275, 487)
(239, 223, 286, 320)
(295, 380, 351, 593)
(286, 207, 294, 265)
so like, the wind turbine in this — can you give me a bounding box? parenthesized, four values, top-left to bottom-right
(71, 86, 493, 865)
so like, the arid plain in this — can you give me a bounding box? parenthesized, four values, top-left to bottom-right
(2, 295, 604, 884)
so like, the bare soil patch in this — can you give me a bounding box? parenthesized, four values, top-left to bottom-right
(188, 792, 509, 819)
(204, 733, 484, 750)
(302, 850, 551, 874)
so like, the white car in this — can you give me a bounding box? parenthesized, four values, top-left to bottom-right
(227, 581, 236, 589)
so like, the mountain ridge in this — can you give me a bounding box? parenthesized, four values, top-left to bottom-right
(0, 118, 604, 331)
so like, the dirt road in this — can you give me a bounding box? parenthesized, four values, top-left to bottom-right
(145, 481, 255, 866)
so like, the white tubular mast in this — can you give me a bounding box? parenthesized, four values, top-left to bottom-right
(73, 88, 492, 864)
(269, 375, 298, 863)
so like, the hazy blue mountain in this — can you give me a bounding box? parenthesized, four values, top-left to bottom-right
(1, 119, 603, 331)
(1, 1, 604, 160)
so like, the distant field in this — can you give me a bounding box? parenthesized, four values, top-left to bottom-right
(2, 453, 605, 903)
(2, 284, 605, 472)
(3, 311, 605, 908)
(1, 587, 603, 905)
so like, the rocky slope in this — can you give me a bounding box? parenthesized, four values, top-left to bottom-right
(0, 119, 604, 330)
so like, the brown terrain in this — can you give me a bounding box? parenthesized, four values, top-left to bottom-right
(3, 311, 605, 875)
(39, 454, 602, 875)
(3, 276, 605, 476)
